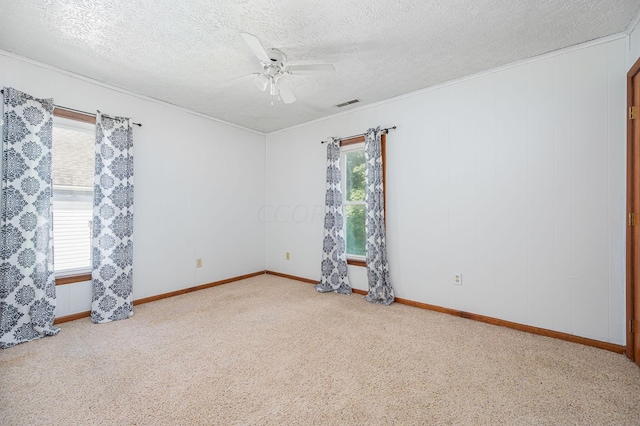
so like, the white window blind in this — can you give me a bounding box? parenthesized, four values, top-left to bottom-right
(52, 119, 95, 276)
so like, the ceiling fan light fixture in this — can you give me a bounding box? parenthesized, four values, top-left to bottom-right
(239, 33, 331, 106)
(254, 74, 269, 91)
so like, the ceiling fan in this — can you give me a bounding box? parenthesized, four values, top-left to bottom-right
(235, 33, 335, 105)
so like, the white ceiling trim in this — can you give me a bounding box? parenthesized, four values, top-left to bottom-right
(625, 5, 640, 33)
(270, 32, 628, 136)
(0, 49, 266, 136)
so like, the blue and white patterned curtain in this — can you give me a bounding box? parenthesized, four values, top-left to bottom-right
(91, 111, 134, 323)
(0, 87, 59, 348)
(316, 137, 351, 295)
(364, 127, 394, 305)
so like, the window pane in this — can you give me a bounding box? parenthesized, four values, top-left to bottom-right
(52, 197, 92, 271)
(346, 204, 366, 256)
(52, 125, 95, 273)
(345, 150, 365, 202)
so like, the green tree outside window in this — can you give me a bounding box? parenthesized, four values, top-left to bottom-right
(345, 150, 365, 256)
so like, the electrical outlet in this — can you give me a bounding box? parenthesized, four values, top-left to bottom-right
(285, 252, 290, 260)
(196, 258, 202, 268)
(453, 273, 462, 285)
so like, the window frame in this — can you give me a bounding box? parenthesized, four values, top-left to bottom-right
(339, 133, 387, 267)
(52, 108, 96, 285)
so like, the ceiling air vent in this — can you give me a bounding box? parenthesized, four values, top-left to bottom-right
(336, 99, 360, 108)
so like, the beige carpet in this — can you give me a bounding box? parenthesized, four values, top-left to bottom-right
(1, 274, 640, 425)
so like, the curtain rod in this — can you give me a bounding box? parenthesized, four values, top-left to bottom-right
(320, 126, 396, 144)
(0, 89, 142, 127)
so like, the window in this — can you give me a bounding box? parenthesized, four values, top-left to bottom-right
(340, 133, 387, 266)
(52, 111, 95, 279)
(342, 142, 366, 259)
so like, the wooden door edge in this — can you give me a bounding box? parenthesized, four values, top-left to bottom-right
(626, 57, 640, 361)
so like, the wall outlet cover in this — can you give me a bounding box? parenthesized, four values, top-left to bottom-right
(454, 273, 462, 285)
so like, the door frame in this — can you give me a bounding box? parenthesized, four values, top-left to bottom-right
(626, 57, 640, 361)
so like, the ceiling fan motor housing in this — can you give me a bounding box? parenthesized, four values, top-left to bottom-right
(264, 48, 286, 75)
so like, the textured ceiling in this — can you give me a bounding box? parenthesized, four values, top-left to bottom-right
(1, 0, 639, 133)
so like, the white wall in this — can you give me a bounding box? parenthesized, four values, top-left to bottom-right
(629, 17, 640, 68)
(0, 51, 266, 318)
(265, 37, 627, 345)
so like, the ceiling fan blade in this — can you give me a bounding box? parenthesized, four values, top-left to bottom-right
(279, 87, 297, 104)
(217, 73, 261, 87)
(276, 79, 296, 104)
(285, 64, 335, 75)
(240, 32, 271, 63)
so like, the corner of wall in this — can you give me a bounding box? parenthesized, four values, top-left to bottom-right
(627, 9, 640, 68)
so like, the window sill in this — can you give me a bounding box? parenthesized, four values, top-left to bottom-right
(56, 273, 92, 286)
(347, 258, 366, 267)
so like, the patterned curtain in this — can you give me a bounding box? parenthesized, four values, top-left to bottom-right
(316, 137, 351, 295)
(0, 87, 59, 348)
(91, 111, 134, 323)
(364, 127, 394, 305)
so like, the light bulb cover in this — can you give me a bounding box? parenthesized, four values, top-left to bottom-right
(275, 78, 296, 104)
(253, 74, 269, 92)
(270, 82, 279, 96)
